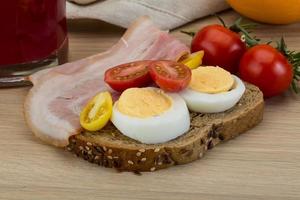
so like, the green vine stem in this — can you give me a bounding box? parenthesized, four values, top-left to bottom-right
(229, 18, 260, 47)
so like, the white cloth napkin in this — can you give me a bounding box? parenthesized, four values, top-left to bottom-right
(67, 0, 229, 30)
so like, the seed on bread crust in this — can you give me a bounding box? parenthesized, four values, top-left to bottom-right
(141, 158, 147, 162)
(107, 156, 113, 160)
(87, 142, 92, 146)
(128, 160, 134, 165)
(108, 149, 113, 154)
(138, 149, 146, 153)
(103, 146, 107, 152)
(136, 152, 142, 157)
(150, 167, 156, 172)
(154, 148, 160, 153)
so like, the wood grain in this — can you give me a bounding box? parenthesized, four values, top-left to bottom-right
(1, 11, 300, 200)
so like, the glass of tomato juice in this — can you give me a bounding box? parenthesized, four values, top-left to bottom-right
(0, 0, 68, 86)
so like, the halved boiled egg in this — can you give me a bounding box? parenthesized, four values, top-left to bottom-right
(111, 87, 190, 144)
(180, 66, 245, 113)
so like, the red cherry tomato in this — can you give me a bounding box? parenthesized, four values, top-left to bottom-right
(104, 61, 152, 92)
(191, 24, 246, 73)
(149, 60, 191, 92)
(239, 44, 293, 97)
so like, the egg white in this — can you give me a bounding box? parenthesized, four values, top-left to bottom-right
(111, 91, 190, 144)
(180, 75, 245, 113)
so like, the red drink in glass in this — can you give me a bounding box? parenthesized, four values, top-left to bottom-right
(0, 0, 68, 86)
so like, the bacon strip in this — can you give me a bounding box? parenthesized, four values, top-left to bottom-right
(24, 16, 189, 147)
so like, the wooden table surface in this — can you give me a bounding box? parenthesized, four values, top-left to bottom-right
(1, 11, 300, 200)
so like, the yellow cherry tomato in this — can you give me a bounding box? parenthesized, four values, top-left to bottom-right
(227, 0, 300, 24)
(80, 91, 113, 131)
(181, 51, 204, 69)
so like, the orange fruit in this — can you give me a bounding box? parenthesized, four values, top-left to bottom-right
(227, 0, 300, 24)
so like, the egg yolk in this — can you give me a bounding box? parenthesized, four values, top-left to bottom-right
(189, 66, 234, 94)
(117, 88, 172, 118)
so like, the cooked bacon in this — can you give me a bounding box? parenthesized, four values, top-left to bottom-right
(24, 16, 189, 147)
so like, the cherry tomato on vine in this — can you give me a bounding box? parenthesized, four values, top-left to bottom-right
(239, 44, 293, 97)
(191, 24, 246, 73)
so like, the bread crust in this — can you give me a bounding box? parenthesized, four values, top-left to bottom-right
(67, 83, 264, 172)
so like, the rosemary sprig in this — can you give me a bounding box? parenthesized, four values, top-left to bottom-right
(180, 30, 195, 37)
(212, 13, 227, 28)
(277, 37, 300, 93)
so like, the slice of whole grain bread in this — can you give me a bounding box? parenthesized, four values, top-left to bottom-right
(67, 83, 264, 172)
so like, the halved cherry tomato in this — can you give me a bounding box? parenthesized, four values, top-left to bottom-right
(181, 51, 204, 69)
(104, 61, 152, 92)
(80, 92, 113, 131)
(149, 60, 191, 92)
